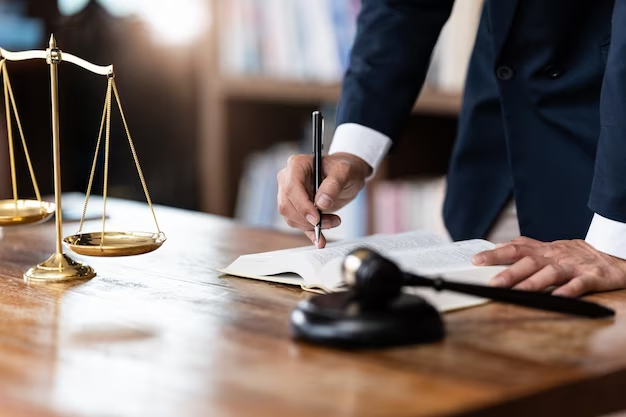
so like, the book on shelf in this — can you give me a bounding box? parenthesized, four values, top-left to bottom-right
(219, 0, 360, 83)
(235, 142, 295, 228)
(372, 176, 448, 238)
(219, 230, 506, 312)
(218, 0, 483, 92)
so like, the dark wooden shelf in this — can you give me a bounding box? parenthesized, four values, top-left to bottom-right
(200, 72, 463, 218)
(216, 76, 462, 116)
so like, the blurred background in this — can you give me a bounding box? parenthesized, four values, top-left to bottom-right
(0, 0, 482, 240)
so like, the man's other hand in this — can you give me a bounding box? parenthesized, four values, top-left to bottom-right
(277, 152, 371, 248)
(473, 237, 626, 297)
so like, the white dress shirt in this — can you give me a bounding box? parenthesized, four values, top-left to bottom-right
(329, 123, 626, 260)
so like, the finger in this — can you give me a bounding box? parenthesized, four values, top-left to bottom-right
(320, 214, 341, 230)
(489, 256, 549, 287)
(315, 162, 353, 211)
(496, 237, 543, 249)
(278, 192, 313, 231)
(279, 158, 320, 225)
(552, 275, 601, 298)
(304, 230, 327, 248)
(510, 236, 543, 247)
(513, 263, 575, 292)
(473, 244, 543, 266)
(282, 204, 341, 231)
(303, 214, 342, 230)
(285, 183, 320, 226)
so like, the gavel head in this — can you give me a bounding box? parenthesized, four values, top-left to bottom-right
(342, 248, 405, 308)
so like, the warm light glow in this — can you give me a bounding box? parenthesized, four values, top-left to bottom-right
(58, 0, 209, 45)
(59, 0, 137, 17)
(97, 0, 137, 17)
(58, 0, 89, 16)
(136, 0, 208, 46)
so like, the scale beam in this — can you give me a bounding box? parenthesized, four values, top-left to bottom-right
(0, 47, 114, 76)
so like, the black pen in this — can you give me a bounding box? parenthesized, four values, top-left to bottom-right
(312, 111, 323, 246)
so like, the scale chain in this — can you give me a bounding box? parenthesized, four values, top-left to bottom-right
(111, 79, 162, 235)
(101, 75, 112, 248)
(78, 77, 162, 240)
(79, 78, 111, 235)
(1, 59, 42, 204)
(1, 60, 17, 203)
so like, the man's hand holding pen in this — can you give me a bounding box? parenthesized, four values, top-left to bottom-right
(277, 152, 372, 248)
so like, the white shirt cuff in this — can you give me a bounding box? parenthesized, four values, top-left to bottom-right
(585, 213, 626, 260)
(329, 123, 392, 181)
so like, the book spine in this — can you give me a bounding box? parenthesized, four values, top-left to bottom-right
(218, 0, 358, 82)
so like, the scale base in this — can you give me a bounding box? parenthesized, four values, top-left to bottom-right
(24, 252, 96, 283)
(291, 291, 445, 349)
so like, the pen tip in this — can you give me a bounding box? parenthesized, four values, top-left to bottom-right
(314, 226, 321, 248)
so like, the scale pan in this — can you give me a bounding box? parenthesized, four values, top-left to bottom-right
(63, 231, 166, 257)
(0, 199, 55, 226)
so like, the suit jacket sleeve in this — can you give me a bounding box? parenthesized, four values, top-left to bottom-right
(336, 0, 454, 143)
(589, 0, 626, 222)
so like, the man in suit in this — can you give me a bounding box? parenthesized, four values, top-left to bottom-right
(277, 0, 626, 297)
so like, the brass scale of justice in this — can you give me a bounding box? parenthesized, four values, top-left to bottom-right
(0, 35, 166, 282)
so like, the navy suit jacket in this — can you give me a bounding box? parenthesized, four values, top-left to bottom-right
(337, 0, 625, 241)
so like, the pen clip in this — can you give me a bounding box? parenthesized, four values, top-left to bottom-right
(312, 111, 323, 154)
(321, 118, 324, 151)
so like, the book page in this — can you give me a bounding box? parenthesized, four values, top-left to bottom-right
(218, 252, 312, 285)
(390, 239, 495, 275)
(219, 231, 447, 290)
(303, 231, 447, 268)
(303, 231, 449, 290)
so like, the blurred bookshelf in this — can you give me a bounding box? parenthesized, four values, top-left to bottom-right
(217, 76, 462, 116)
(199, 0, 482, 240)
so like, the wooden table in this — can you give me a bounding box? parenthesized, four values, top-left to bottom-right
(1, 196, 626, 417)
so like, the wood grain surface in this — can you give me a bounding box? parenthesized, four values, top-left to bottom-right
(0, 194, 625, 417)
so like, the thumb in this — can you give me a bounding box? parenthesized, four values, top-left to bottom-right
(315, 162, 351, 211)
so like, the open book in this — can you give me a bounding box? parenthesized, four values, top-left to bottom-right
(219, 231, 507, 312)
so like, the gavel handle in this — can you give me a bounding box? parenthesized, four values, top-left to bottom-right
(403, 273, 615, 318)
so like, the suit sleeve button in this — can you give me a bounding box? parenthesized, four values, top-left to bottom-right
(544, 65, 562, 79)
(496, 65, 515, 80)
